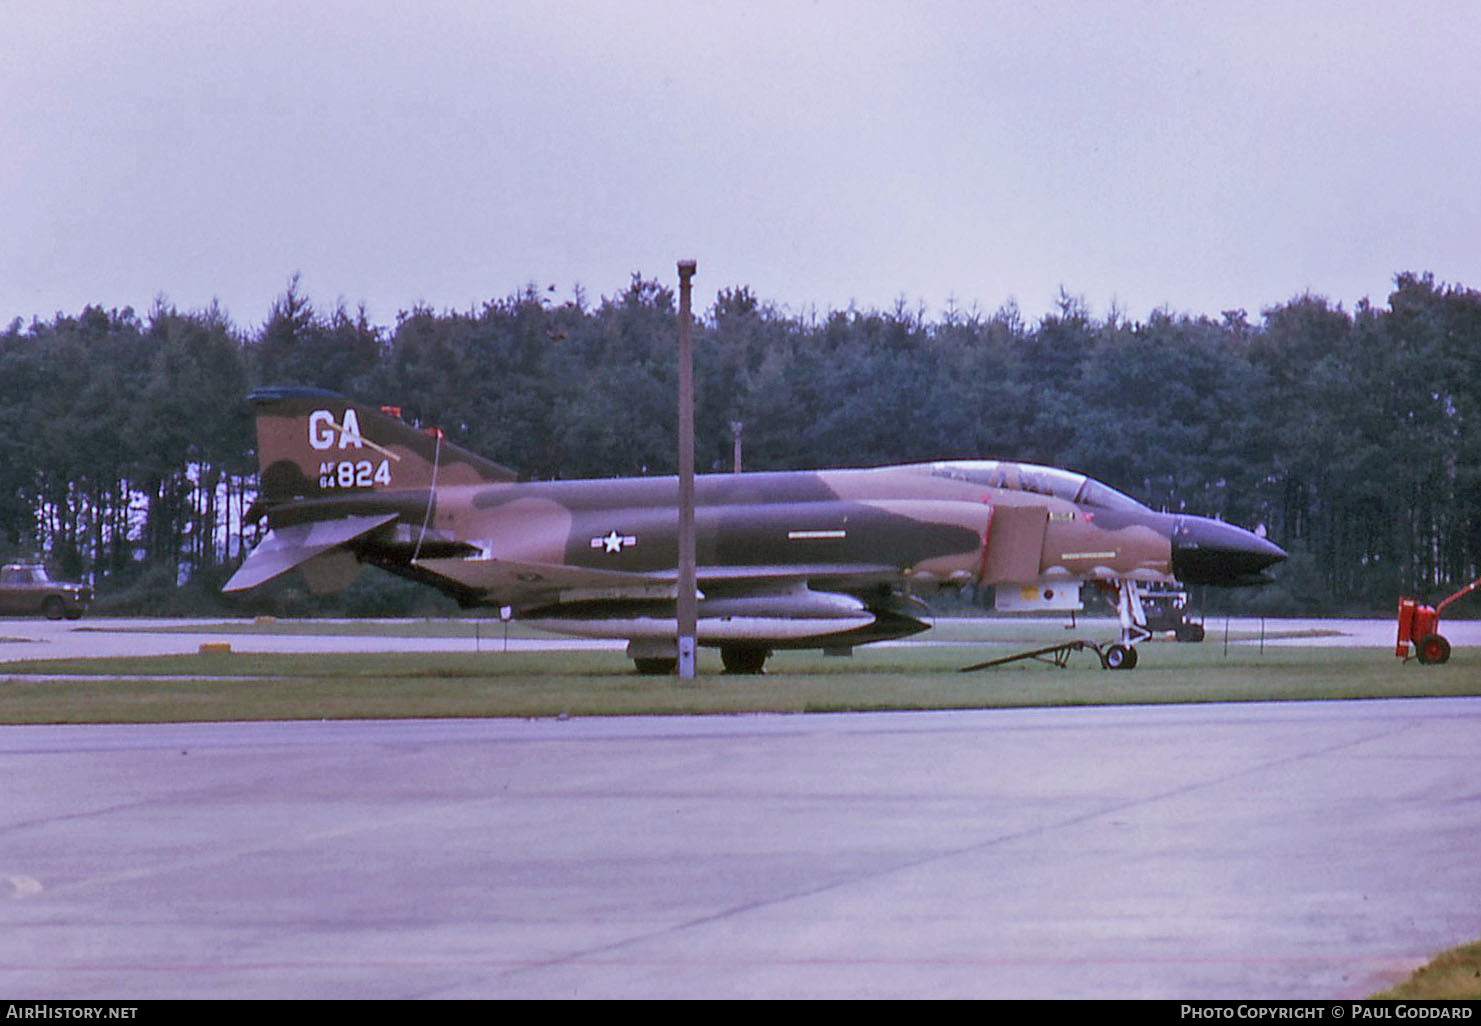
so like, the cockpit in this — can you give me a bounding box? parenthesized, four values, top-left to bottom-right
(926, 460, 1150, 513)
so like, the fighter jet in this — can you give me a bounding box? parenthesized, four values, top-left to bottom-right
(225, 388, 1286, 672)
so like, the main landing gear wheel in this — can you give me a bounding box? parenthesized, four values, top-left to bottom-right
(1102, 643, 1138, 670)
(1416, 633, 1451, 665)
(720, 647, 770, 674)
(633, 657, 678, 675)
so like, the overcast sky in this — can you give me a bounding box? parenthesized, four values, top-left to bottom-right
(4, 0, 1479, 329)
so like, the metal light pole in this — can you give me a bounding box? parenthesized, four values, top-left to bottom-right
(730, 420, 743, 474)
(676, 259, 698, 679)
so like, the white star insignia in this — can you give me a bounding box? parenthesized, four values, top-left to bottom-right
(591, 530, 636, 554)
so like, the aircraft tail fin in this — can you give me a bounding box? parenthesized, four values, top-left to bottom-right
(248, 387, 518, 502)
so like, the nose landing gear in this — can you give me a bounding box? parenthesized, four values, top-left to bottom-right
(959, 578, 1154, 673)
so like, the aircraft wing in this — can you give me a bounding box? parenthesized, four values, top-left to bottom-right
(223, 513, 398, 592)
(411, 556, 672, 606)
(412, 556, 900, 607)
(695, 564, 896, 581)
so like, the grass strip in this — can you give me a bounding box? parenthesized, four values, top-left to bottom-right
(0, 644, 1473, 724)
(1373, 940, 1481, 1000)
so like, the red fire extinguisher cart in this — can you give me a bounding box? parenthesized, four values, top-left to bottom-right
(1396, 575, 1481, 664)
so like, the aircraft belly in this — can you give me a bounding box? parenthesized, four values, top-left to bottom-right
(519, 582, 913, 647)
(522, 614, 875, 643)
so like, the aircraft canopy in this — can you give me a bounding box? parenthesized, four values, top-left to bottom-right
(927, 460, 1150, 513)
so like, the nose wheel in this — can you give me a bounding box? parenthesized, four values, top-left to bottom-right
(1104, 578, 1150, 669)
(959, 579, 1155, 673)
(1101, 642, 1139, 670)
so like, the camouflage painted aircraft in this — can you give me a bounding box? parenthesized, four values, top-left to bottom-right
(225, 388, 1286, 672)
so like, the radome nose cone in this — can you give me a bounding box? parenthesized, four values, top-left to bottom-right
(1171, 517, 1287, 586)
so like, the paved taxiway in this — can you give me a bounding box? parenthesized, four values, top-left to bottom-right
(1, 618, 1479, 998)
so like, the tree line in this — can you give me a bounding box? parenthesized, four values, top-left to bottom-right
(3, 270, 1479, 615)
